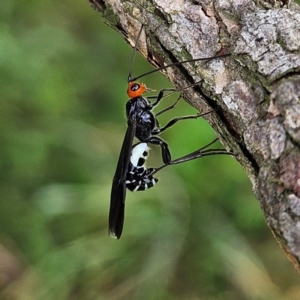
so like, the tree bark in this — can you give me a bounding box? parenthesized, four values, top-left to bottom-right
(89, 0, 300, 272)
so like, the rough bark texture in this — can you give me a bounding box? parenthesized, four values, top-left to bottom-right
(89, 0, 300, 272)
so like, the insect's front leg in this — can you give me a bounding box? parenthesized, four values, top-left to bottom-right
(148, 88, 178, 107)
(149, 81, 204, 110)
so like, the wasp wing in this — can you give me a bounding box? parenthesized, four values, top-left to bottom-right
(109, 123, 136, 239)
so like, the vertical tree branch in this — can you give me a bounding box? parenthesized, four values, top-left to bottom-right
(89, 0, 300, 272)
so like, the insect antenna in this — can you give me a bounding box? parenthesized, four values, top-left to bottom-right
(127, 25, 144, 83)
(129, 53, 230, 82)
(127, 25, 230, 83)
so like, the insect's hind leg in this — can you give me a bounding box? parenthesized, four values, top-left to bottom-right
(146, 136, 172, 164)
(150, 138, 234, 175)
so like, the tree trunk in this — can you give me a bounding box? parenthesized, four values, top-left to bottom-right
(89, 0, 300, 272)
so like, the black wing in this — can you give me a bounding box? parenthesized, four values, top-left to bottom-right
(109, 123, 136, 239)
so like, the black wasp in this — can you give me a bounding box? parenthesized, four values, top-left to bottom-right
(109, 25, 232, 239)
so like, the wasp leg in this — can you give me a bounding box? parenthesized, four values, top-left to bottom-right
(151, 138, 234, 175)
(146, 136, 171, 164)
(152, 109, 215, 135)
(155, 95, 181, 116)
(150, 88, 178, 107)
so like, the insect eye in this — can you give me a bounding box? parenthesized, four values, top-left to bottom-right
(131, 83, 140, 92)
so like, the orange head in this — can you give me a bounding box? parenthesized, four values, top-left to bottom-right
(127, 82, 146, 98)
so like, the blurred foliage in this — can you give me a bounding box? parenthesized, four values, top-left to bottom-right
(0, 1, 300, 299)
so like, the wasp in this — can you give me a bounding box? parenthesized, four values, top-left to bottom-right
(109, 25, 232, 239)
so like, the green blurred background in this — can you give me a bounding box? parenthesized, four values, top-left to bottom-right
(1, 1, 299, 299)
